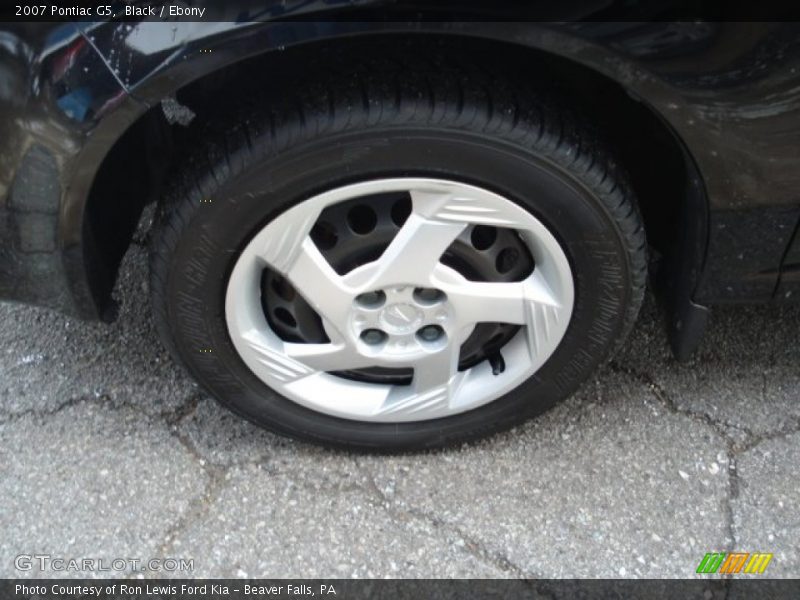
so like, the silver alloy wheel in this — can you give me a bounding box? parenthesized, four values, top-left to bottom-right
(225, 178, 574, 422)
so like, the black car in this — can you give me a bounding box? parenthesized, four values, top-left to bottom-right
(1, 9, 798, 449)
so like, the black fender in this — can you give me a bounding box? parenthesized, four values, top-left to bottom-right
(5, 14, 800, 357)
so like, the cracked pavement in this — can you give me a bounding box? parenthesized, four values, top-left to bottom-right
(0, 242, 798, 579)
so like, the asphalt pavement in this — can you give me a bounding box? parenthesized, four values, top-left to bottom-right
(1, 241, 798, 579)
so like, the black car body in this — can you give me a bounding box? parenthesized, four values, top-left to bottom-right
(2, 7, 799, 365)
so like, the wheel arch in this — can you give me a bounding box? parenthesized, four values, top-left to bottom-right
(80, 24, 709, 355)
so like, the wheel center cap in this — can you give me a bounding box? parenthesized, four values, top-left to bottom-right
(378, 303, 423, 334)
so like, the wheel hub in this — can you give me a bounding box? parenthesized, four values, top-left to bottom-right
(379, 303, 422, 334)
(348, 286, 453, 360)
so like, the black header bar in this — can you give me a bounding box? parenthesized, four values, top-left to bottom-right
(2, 0, 800, 23)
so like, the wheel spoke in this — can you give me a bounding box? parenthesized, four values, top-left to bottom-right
(253, 199, 354, 335)
(374, 341, 464, 419)
(362, 213, 466, 289)
(283, 342, 373, 372)
(279, 239, 354, 336)
(413, 342, 462, 394)
(444, 270, 560, 326)
(256, 198, 321, 272)
(239, 330, 316, 384)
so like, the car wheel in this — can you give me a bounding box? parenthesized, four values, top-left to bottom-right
(149, 59, 646, 450)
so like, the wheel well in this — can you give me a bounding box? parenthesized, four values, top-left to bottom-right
(85, 33, 703, 317)
(82, 106, 170, 318)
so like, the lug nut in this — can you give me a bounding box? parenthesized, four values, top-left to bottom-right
(355, 290, 386, 309)
(413, 287, 446, 305)
(360, 328, 387, 345)
(416, 325, 444, 342)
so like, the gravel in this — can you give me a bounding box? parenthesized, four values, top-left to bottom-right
(1, 243, 798, 578)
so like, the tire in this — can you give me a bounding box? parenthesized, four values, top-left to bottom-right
(149, 48, 646, 450)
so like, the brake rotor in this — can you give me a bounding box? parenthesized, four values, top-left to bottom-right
(261, 190, 535, 384)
